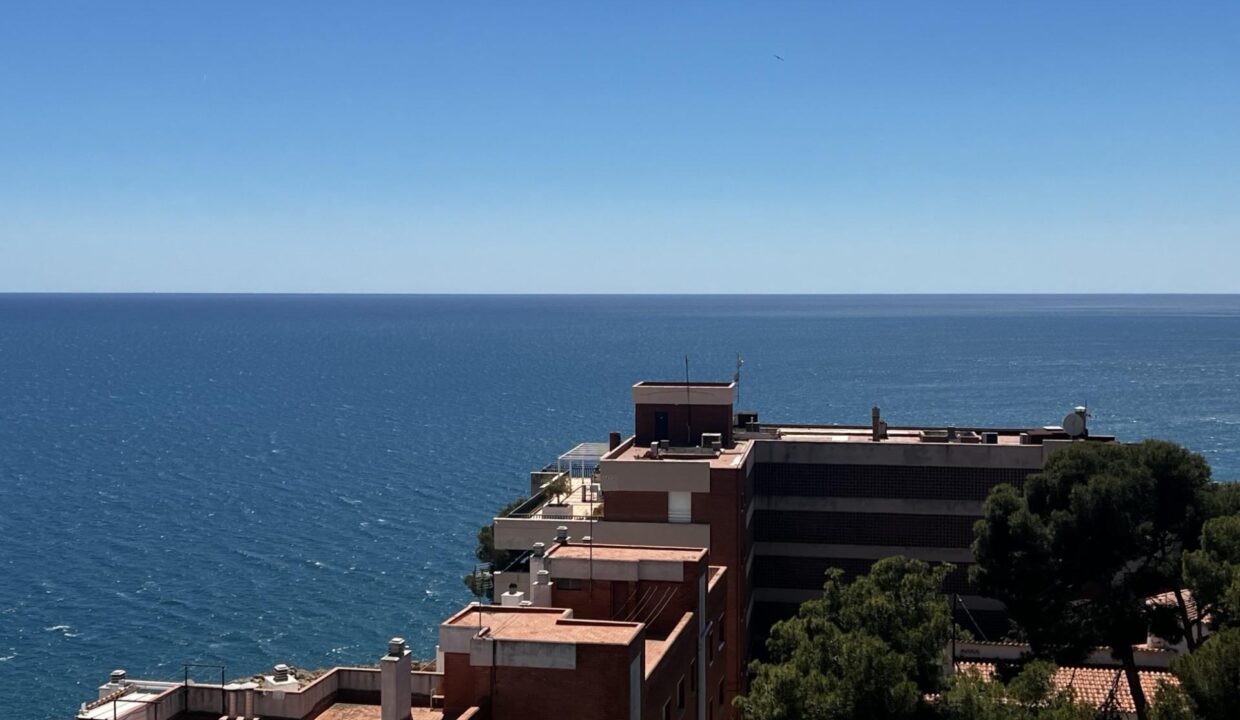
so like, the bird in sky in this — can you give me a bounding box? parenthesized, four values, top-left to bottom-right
(773, 54, 785, 61)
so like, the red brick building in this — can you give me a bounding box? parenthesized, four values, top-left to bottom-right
(440, 542, 728, 720)
(493, 380, 1114, 709)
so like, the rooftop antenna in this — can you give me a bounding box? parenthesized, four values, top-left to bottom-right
(685, 354, 693, 445)
(735, 353, 744, 409)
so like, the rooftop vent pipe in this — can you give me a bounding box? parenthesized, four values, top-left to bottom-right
(273, 664, 290, 682)
(110, 669, 126, 684)
(871, 406, 888, 441)
(387, 638, 407, 657)
(555, 526, 568, 543)
(533, 541, 546, 558)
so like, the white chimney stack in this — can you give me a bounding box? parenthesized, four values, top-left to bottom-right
(381, 637, 412, 720)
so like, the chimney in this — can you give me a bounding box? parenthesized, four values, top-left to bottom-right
(531, 569, 553, 606)
(110, 669, 126, 685)
(501, 583, 525, 607)
(609, 431, 622, 451)
(380, 638, 412, 720)
(871, 406, 888, 441)
(530, 543, 548, 577)
(555, 525, 569, 543)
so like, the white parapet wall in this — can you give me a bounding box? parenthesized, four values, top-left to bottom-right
(598, 457, 712, 493)
(493, 517, 710, 553)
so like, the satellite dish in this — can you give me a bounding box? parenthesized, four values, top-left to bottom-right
(1063, 409, 1086, 438)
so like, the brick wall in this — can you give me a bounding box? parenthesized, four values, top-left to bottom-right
(635, 403, 733, 447)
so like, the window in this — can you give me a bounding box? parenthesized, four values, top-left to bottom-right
(717, 613, 726, 652)
(557, 577, 583, 591)
(663, 699, 672, 720)
(668, 491, 692, 523)
(690, 659, 697, 692)
(707, 628, 714, 664)
(677, 677, 685, 711)
(718, 679, 726, 708)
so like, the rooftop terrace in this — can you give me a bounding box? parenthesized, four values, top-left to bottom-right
(443, 605, 643, 646)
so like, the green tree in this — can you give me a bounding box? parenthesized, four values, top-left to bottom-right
(1149, 681, 1197, 720)
(543, 473, 572, 505)
(1168, 627, 1240, 720)
(736, 556, 953, 720)
(461, 496, 529, 596)
(1183, 514, 1240, 633)
(936, 660, 1095, 720)
(971, 440, 1212, 720)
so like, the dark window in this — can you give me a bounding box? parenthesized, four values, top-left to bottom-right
(753, 462, 1031, 501)
(655, 411, 669, 441)
(677, 677, 685, 710)
(718, 679, 726, 708)
(717, 614, 726, 652)
(690, 659, 697, 692)
(707, 628, 714, 663)
(663, 699, 672, 720)
(557, 577, 583, 591)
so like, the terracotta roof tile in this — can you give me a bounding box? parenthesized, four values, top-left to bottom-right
(955, 662, 1180, 714)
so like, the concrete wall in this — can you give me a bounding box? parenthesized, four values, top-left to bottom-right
(599, 457, 712, 493)
(251, 671, 338, 719)
(632, 384, 735, 406)
(754, 438, 1046, 469)
(491, 570, 530, 602)
(493, 517, 710, 552)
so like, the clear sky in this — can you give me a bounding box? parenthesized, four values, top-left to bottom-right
(1, 2, 1237, 293)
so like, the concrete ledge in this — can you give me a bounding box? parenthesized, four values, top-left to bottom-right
(754, 495, 984, 516)
(494, 517, 710, 553)
(753, 588, 1002, 610)
(754, 440, 1046, 469)
(753, 542, 973, 563)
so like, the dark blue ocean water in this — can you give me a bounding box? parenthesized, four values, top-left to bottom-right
(3, 294, 1240, 719)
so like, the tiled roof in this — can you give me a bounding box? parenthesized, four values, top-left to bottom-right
(1146, 589, 1202, 624)
(956, 662, 1180, 715)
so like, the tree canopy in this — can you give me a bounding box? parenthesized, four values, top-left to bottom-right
(736, 556, 953, 720)
(1165, 628, 1240, 720)
(971, 439, 1212, 720)
(462, 495, 529, 596)
(1183, 514, 1240, 632)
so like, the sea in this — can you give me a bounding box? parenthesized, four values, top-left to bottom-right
(2, 294, 1239, 719)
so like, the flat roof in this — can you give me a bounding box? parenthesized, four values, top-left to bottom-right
(310, 703, 444, 720)
(609, 439, 752, 468)
(547, 543, 707, 564)
(444, 606, 642, 646)
(767, 426, 1027, 446)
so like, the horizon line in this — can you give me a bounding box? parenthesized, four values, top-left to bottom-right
(2, 291, 1240, 297)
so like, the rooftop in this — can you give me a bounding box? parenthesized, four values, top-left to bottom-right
(609, 439, 752, 468)
(310, 704, 445, 720)
(956, 662, 1179, 715)
(546, 543, 707, 564)
(443, 605, 643, 646)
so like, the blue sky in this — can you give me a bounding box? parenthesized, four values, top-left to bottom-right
(1, 2, 1237, 293)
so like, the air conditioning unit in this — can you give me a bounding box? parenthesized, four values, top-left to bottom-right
(701, 432, 723, 449)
